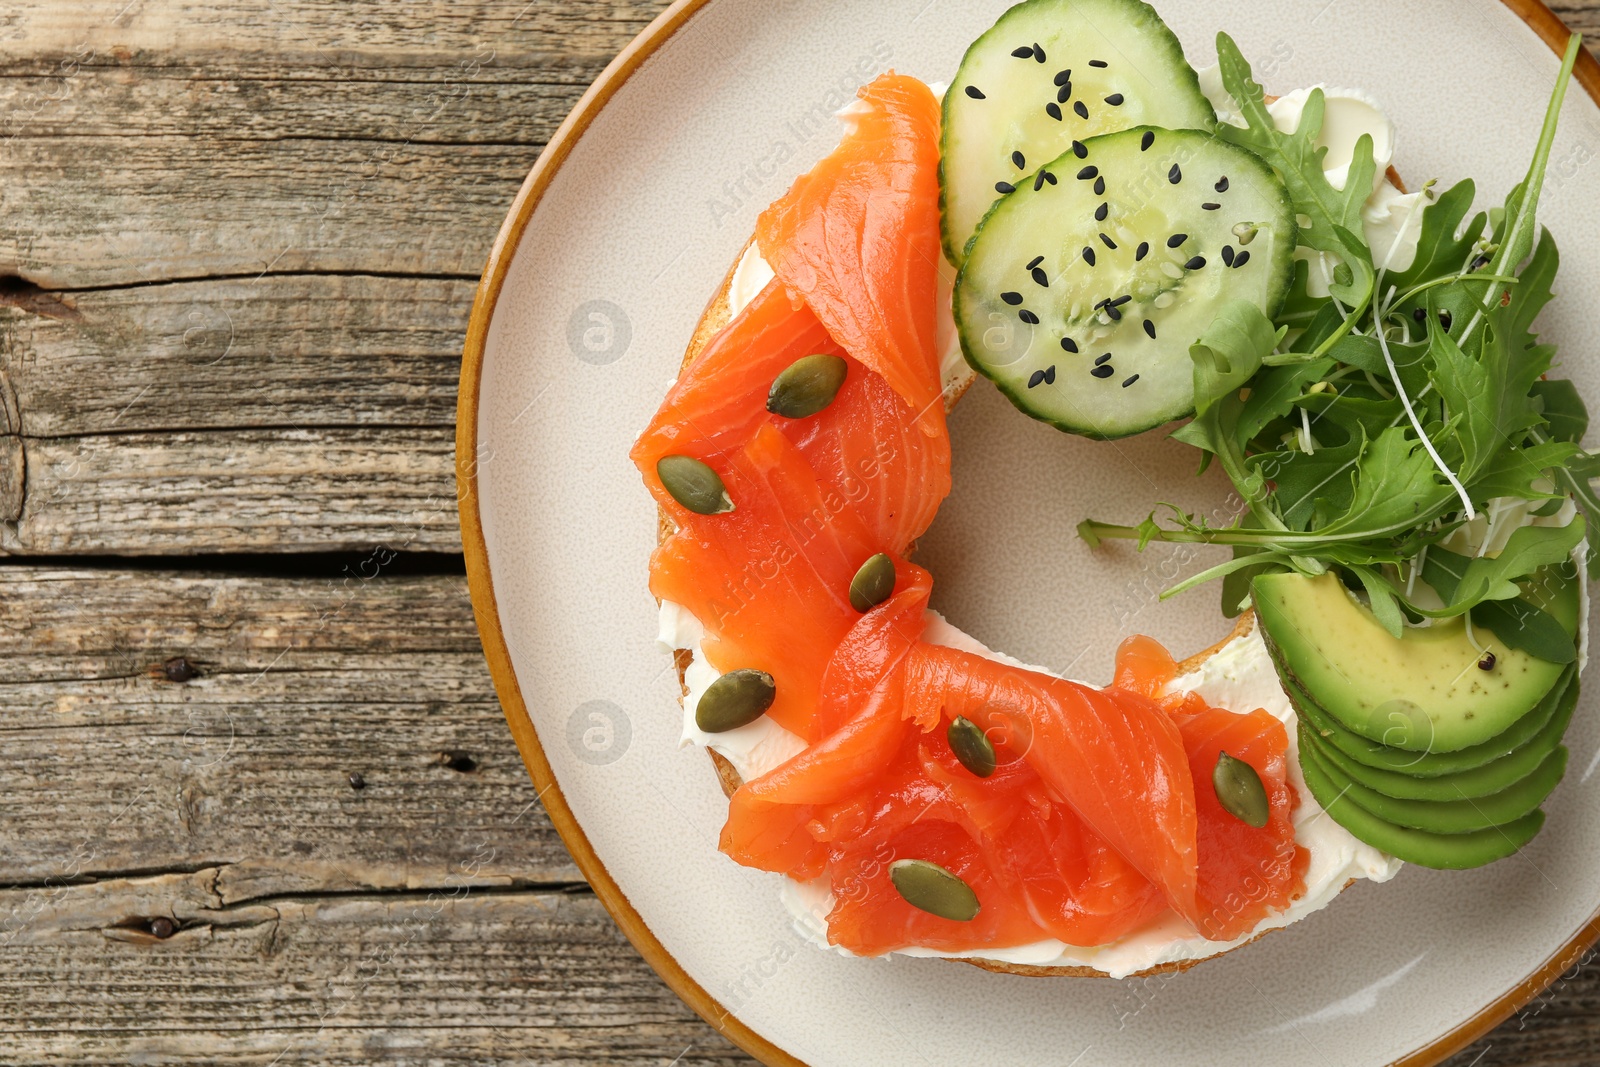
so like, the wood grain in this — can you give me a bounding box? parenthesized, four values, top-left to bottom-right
(0, 0, 1595, 1063)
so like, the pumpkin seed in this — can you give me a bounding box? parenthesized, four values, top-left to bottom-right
(947, 717, 997, 778)
(657, 455, 734, 515)
(849, 553, 896, 613)
(695, 669, 776, 733)
(767, 354, 849, 419)
(1213, 751, 1270, 828)
(889, 859, 980, 922)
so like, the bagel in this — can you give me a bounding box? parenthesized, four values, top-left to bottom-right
(655, 238, 1367, 979)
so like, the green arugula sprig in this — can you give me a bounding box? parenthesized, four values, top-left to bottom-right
(1079, 33, 1595, 646)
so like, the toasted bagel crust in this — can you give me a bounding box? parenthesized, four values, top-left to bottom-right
(657, 240, 1336, 978)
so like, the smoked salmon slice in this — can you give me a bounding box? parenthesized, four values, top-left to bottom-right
(755, 74, 947, 436)
(639, 70, 1308, 958)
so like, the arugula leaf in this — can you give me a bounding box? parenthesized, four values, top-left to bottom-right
(1306, 425, 1452, 540)
(1462, 34, 1583, 334)
(1423, 545, 1576, 662)
(1470, 440, 1581, 500)
(1532, 379, 1590, 443)
(1386, 180, 1486, 292)
(1449, 516, 1586, 607)
(1472, 596, 1577, 664)
(1215, 33, 1377, 341)
(1351, 565, 1406, 638)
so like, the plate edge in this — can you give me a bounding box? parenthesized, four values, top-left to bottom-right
(457, 3, 1600, 1065)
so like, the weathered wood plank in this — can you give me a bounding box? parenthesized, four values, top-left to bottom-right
(0, 274, 470, 435)
(0, 567, 572, 892)
(0, 0, 670, 289)
(4, 427, 458, 554)
(0, 0, 667, 74)
(0, 874, 748, 1066)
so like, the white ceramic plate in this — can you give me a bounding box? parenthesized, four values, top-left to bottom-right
(460, 2, 1600, 1063)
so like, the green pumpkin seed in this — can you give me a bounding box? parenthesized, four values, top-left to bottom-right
(1232, 222, 1259, 246)
(695, 669, 776, 733)
(889, 859, 980, 922)
(849, 553, 896, 613)
(1213, 751, 1270, 828)
(947, 717, 997, 778)
(657, 455, 734, 516)
(767, 354, 849, 419)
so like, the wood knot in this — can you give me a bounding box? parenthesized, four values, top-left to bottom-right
(436, 751, 477, 774)
(155, 656, 201, 683)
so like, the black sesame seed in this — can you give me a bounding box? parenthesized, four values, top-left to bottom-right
(1092, 364, 1115, 379)
(1093, 176, 1106, 196)
(1032, 43, 1046, 63)
(1232, 250, 1250, 268)
(1031, 266, 1050, 286)
(1012, 150, 1027, 169)
(1055, 69, 1073, 86)
(1058, 83, 1073, 104)
(1095, 202, 1109, 222)
(1185, 256, 1207, 270)
(1479, 652, 1497, 671)
(1122, 374, 1140, 388)
(1412, 307, 1428, 323)
(1043, 171, 1057, 185)
(1044, 365, 1056, 385)
(1093, 297, 1111, 310)
(1077, 166, 1099, 181)
(1215, 177, 1230, 193)
(1090, 59, 1109, 68)
(1026, 255, 1045, 270)
(1108, 306, 1124, 321)
(1169, 164, 1182, 184)
(1440, 310, 1454, 331)
(1019, 309, 1040, 325)
(1222, 245, 1236, 267)
(1071, 140, 1088, 159)
(995, 181, 1015, 194)
(1202, 202, 1222, 211)
(1028, 369, 1047, 389)
(1135, 242, 1150, 261)
(1167, 233, 1187, 248)
(1095, 353, 1112, 366)
(1046, 102, 1063, 121)
(1105, 93, 1125, 106)
(1109, 295, 1132, 307)
(1470, 254, 1492, 272)
(1074, 101, 1090, 120)
(1083, 246, 1097, 267)
(1141, 131, 1155, 151)
(1034, 171, 1048, 191)
(1001, 291, 1023, 306)
(1099, 233, 1117, 249)
(965, 86, 986, 100)
(1061, 337, 1079, 353)
(1143, 319, 1157, 339)
(1011, 46, 1034, 58)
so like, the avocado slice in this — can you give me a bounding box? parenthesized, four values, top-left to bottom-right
(1255, 571, 1569, 752)
(1297, 732, 1548, 869)
(1300, 675, 1578, 799)
(1299, 722, 1568, 833)
(1292, 671, 1580, 780)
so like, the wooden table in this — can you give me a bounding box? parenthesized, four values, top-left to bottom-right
(1, 2, 1596, 1063)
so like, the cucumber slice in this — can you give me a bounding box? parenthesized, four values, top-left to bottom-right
(954, 127, 1295, 439)
(941, 0, 1216, 265)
